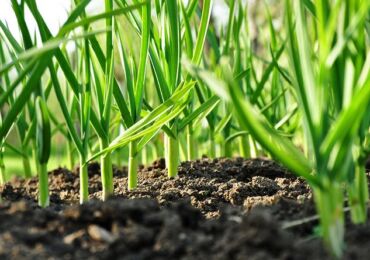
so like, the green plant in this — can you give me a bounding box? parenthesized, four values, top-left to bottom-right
(114, 0, 151, 190)
(145, 0, 215, 177)
(106, 0, 217, 182)
(1, 1, 369, 257)
(186, 0, 370, 256)
(0, 0, 148, 202)
(35, 96, 51, 207)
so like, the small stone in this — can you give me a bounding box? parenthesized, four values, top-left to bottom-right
(63, 230, 85, 245)
(93, 210, 103, 218)
(297, 195, 306, 202)
(63, 207, 81, 219)
(87, 225, 115, 243)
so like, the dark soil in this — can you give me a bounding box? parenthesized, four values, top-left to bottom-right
(0, 157, 369, 259)
(2, 158, 313, 219)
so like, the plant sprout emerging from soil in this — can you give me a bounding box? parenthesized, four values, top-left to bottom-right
(0, 0, 369, 258)
(35, 96, 51, 207)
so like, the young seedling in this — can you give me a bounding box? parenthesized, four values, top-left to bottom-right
(112, 0, 216, 182)
(114, 1, 151, 190)
(24, 0, 148, 202)
(144, 0, 215, 177)
(35, 97, 51, 208)
(0, 1, 369, 257)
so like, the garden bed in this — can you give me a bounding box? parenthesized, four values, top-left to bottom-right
(0, 158, 370, 259)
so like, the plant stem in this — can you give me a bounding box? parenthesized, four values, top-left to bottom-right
(142, 145, 148, 166)
(101, 154, 113, 200)
(154, 140, 160, 160)
(22, 155, 32, 178)
(100, 139, 113, 200)
(224, 141, 232, 157)
(32, 141, 41, 178)
(79, 157, 89, 204)
(38, 163, 49, 208)
(348, 164, 369, 224)
(313, 182, 344, 258)
(67, 140, 75, 170)
(210, 131, 216, 158)
(0, 152, 5, 185)
(224, 121, 232, 157)
(249, 136, 258, 158)
(0, 165, 5, 185)
(166, 134, 179, 178)
(186, 124, 196, 160)
(116, 148, 122, 169)
(128, 141, 138, 190)
(239, 135, 250, 158)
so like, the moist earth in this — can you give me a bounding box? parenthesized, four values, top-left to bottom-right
(0, 157, 369, 259)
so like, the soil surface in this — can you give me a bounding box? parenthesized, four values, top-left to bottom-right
(0, 157, 369, 259)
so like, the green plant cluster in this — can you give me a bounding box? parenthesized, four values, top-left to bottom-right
(0, 0, 369, 257)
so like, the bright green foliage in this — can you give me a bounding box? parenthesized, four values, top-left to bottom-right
(0, 0, 369, 257)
